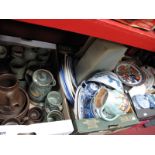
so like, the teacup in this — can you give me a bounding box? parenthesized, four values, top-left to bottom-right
(10, 58, 26, 80)
(94, 88, 131, 121)
(45, 91, 63, 112)
(0, 46, 7, 59)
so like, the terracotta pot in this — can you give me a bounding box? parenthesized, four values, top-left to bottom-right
(0, 74, 29, 120)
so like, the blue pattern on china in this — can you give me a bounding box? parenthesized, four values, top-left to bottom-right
(132, 94, 155, 110)
(77, 82, 100, 119)
(59, 66, 74, 104)
(87, 71, 124, 93)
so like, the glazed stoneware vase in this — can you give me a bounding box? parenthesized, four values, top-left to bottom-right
(0, 74, 29, 121)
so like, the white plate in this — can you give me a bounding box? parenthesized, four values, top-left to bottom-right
(77, 86, 85, 119)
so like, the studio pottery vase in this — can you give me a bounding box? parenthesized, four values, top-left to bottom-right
(0, 74, 29, 120)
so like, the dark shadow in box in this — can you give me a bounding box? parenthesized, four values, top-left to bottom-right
(134, 108, 155, 121)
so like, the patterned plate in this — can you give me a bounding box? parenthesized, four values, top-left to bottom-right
(88, 71, 124, 93)
(115, 62, 144, 87)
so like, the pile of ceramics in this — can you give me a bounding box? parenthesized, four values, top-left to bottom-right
(74, 71, 131, 121)
(0, 45, 64, 125)
(60, 49, 155, 122)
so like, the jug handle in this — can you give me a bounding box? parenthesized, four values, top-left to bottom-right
(51, 78, 56, 87)
(99, 108, 120, 121)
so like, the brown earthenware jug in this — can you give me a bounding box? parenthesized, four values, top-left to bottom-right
(0, 74, 29, 120)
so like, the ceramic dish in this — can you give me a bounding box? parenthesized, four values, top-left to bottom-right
(76, 82, 100, 119)
(59, 66, 74, 104)
(64, 56, 75, 97)
(87, 71, 124, 93)
(115, 62, 144, 87)
(77, 86, 85, 119)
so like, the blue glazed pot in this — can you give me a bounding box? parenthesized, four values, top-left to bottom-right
(28, 69, 56, 102)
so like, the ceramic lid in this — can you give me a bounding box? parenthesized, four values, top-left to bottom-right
(33, 69, 54, 86)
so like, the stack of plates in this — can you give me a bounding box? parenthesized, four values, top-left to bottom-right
(59, 55, 77, 105)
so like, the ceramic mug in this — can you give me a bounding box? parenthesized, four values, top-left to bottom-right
(37, 48, 50, 63)
(11, 46, 24, 58)
(0, 46, 7, 59)
(28, 69, 56, 102)
(94, 88, 131, 121)
(10, 58, 26, 80)
(24, 48, 37, 61)
(45, 91, 63, 112)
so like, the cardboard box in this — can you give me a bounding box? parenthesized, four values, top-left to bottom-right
(75, 39, 127, 84)
(0, 35, 74, 135)
(72, 108, 139, 134)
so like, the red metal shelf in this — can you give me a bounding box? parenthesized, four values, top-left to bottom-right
(16, 19, 155, 52)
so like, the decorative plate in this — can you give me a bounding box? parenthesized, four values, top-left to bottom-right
(87, 71, 124, 93)
(115, 62, 144, 87)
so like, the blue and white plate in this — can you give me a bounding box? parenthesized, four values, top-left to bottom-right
(75, 82, 100, 119)
(87, 71, 124, 93)
(59, 66, 74, 104)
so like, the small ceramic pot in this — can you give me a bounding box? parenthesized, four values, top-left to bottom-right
(46, 110, 64, 122)
(0, 46, 7, 59)
(24, 48, 37, 61)
(28, 107, 44, 123)
(10, 58, 26, 80)
(11, 46, 24, 58)
(28, 69, 56, 102)
(45, 91, 63, 112)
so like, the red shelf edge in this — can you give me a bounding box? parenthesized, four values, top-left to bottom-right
(16, 19, 155, 52)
